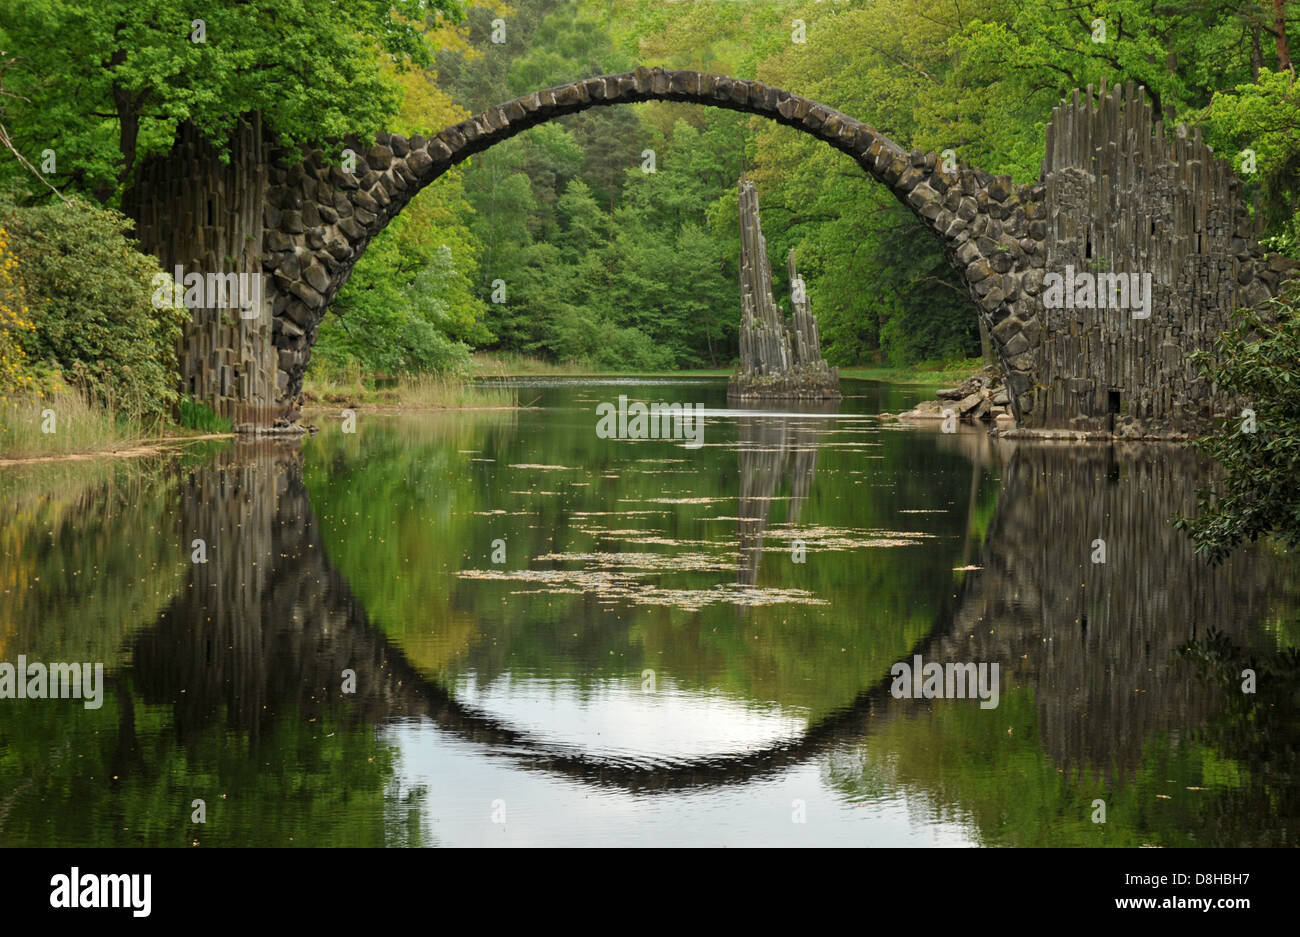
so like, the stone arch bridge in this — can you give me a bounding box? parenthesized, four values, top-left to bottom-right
(126, 68, 1296, 435)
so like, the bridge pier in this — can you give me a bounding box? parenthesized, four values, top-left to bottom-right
(1027, 81, 1297, 435)
(126, 117, 289, 431)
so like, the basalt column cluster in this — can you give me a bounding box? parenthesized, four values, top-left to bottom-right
(126, 117, 282, 430)
(729, 178, 840, 401)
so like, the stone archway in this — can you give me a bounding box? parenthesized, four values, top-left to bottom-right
(260, 67, 1038, 422)
(128, 69, 1295, 434)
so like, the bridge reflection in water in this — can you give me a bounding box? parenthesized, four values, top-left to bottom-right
(120, 431, 1277, 811)
(914, 436, 1267, 778)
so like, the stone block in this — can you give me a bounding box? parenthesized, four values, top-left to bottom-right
(284, 300, 312, 327)
(329, 165, 358, 189)
(898, 167, 925, 193)
(980, 288, 1006, 311)
(325, 236, 352, 261)
(992, 315, 1023, 344)
(365, 145, 394, 170)
(350, 188, 379, 212)
(276, 254, 301, 281)
(303, 262, 329, 293)
(966, 259, 993, 284)
(986, 176, 1013, 201)
(336, 218, 365, 241)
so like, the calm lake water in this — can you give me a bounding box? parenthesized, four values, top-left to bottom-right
(2, 378, 1297, 847)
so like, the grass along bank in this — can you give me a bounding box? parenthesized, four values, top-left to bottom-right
(472, 352, 985, 387)
(838, 358, 987, 387)
(1, 388, 150, 460)
(468, 352, 733, 378)
(0, 386, 232, 463)
(4, 368, 520, 461)
(303, 366, 518, 411)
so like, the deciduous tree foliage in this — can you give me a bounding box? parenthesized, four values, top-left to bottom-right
(0, 0, 475, 394)
(0, 0, 464, 202)
(316, 59, 491, 377)
(1177, 284, 1300, 564)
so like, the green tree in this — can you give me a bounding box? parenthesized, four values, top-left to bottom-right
(0, 0, 464, 202)
(315, 56, 490, 378)
(1201, 69, 1300, 254)
(1177, 284, 1300, 563)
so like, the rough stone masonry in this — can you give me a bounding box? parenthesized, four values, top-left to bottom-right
(126, 68, 1297, 435)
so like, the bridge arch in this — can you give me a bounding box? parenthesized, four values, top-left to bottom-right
(131, 71, 1294, 435)
(263, 67, 1036, 416)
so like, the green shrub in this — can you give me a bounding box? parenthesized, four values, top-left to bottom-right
(177, 396, 233, 433)
(402, 319, 474, 376)
(1, 196, 186, 422)
(591, 322, 674, 371)
(1176, 282, 1300, 563)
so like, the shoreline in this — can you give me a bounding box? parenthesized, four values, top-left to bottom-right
(0, 432, 235, 467)
(886, 410, 1195, 444)
(301, 403, 529, 415)
(5, 362, 1200, 462)
(469, 367, 976, 386)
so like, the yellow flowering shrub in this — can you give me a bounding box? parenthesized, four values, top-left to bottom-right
(0, 223, 36, 399)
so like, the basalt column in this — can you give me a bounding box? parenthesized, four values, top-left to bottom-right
(126, 117, 284, 431)
(729, 178, 840, 401)
(1023, 80, 1300, 435)
(787, 249, 833, 375)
